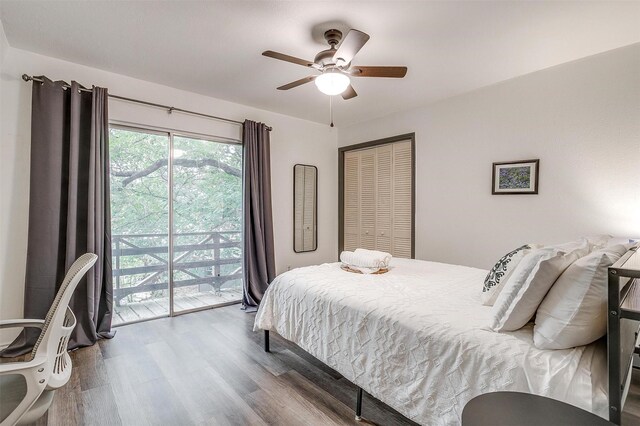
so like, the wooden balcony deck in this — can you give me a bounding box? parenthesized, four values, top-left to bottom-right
(112, 230, 243, 325)
(113, 287, 242, 325)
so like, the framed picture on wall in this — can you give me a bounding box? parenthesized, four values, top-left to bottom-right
(492, 159, 539, 194)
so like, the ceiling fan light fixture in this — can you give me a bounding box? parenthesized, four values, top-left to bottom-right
(314, 70, 350, 96)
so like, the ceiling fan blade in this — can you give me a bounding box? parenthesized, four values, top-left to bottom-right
(332, 29, 370, 65)
(351, 66, 407, 78)
(277, 76, 317, 90)
(341, 84, 357, 100)
(263, 50, 315, 67)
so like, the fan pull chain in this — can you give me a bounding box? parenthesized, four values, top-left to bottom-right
(330, 95, 334, 128)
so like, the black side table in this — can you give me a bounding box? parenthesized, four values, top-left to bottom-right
(462, 392, 613, 426)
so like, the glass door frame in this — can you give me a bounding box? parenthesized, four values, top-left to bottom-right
(110, 121, 243, 324)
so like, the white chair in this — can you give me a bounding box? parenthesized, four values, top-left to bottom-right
(0, 253, 98, 426)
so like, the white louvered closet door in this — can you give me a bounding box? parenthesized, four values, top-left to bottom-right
(359, 148, 377, 250)
(343, 151, 360, 252)
(391, 141, 412, 258)
(375, 144, 392, 253)
(342, 139, 413, 258)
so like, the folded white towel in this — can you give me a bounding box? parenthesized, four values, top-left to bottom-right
(340, 251, 376, 268)
(340, 249, 392, 273)
(354, 248, 392, 268)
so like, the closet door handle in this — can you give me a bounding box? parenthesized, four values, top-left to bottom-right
(381, 231, 385, 236)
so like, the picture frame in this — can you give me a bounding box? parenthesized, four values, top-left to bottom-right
(492, 159, 539, 195)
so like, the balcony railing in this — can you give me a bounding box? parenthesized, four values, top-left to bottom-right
(112, 231, 242, 305)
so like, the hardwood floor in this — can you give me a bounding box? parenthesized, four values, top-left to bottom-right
(12, 304, 640, 425)
(26, 304, 416, 426)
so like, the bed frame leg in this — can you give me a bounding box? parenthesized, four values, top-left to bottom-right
(355, 387, 363, 421)
(264, 330, 270, 353)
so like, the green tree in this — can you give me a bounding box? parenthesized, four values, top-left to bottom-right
(109, 128, 243, 306)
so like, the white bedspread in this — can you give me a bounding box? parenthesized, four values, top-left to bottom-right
(254, 258, 608, 426)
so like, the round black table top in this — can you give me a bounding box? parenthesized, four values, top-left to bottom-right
(462, 392, 613, 426)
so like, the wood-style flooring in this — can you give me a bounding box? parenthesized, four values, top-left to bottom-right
(12, 304, 640, 425)
(24, 304, 416, 426)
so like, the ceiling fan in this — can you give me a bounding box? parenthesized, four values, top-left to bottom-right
(263, 29, 407, 100)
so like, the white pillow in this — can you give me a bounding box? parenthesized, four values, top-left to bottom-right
(489, 243, 589, 332)
(607, 237, 639, 248)
(533, 244, 629, 349)
(481, 244, 541, 306)
(545, 238, 591, 252)
(582, 234, 638, 248)
(581, 234, 612, 250)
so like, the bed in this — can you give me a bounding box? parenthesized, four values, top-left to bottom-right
(254, 257, 608, 426)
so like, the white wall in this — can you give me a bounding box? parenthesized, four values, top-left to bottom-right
(0, 46, 338, 345)
(339, 43, 640, 269)
(0, 19, 7, 69)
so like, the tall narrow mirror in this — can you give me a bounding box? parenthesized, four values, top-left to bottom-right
(293, 164, 318, 252)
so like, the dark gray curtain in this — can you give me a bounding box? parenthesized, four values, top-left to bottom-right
(2, 77, 114, 356)
(242, 120, 276, 309)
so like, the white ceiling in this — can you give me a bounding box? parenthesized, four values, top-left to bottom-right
(1, 1, 639, 126)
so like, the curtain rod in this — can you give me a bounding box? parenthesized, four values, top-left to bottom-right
(21, 74, 272, 131)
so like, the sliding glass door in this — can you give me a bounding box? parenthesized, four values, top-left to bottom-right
(171, 135, 243, 313)
(109, 126, 243, 325)
(109, 127, 170, 324)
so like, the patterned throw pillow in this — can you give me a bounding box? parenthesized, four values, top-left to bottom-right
(481, 244, 540, 306)
(489, 243, 590, 332)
